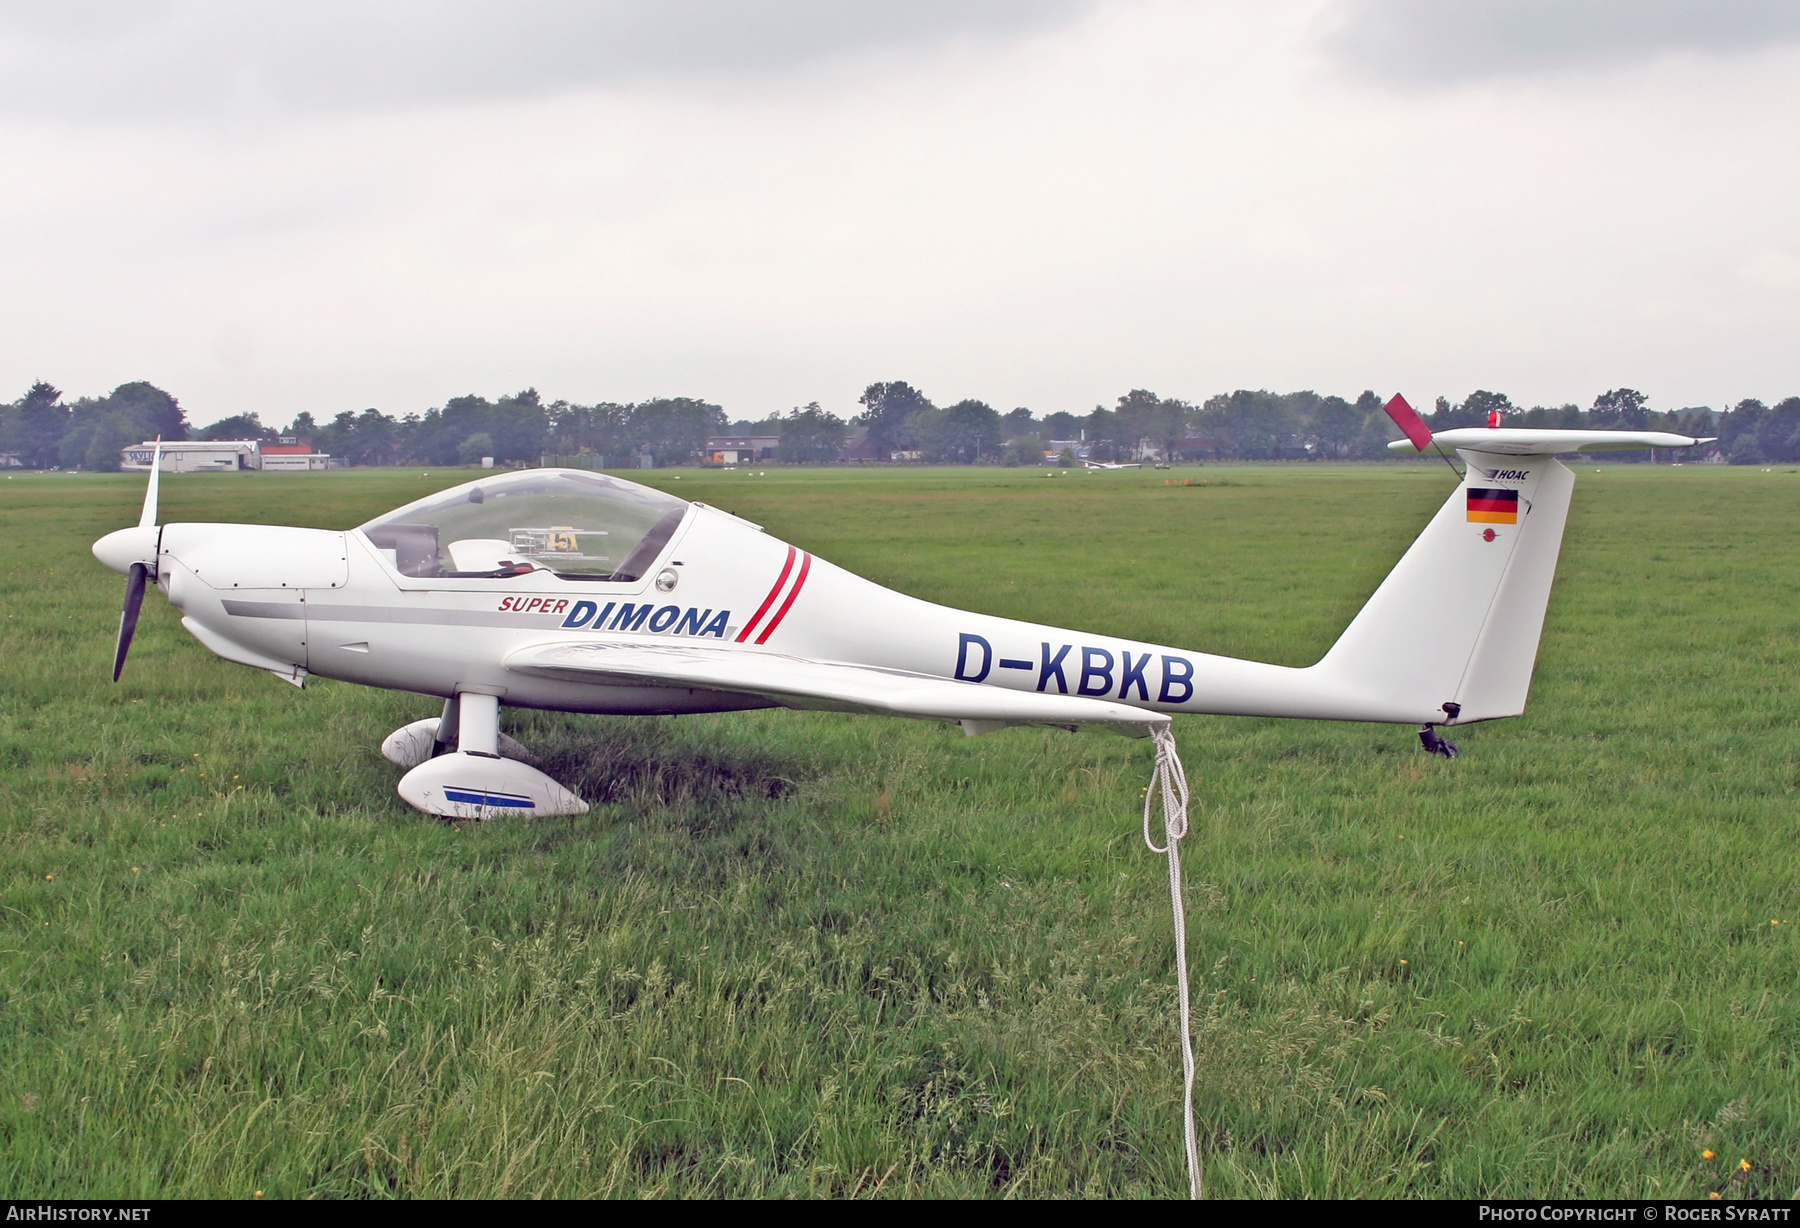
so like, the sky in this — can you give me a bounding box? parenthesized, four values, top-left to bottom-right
(2, 0, 1798, 429)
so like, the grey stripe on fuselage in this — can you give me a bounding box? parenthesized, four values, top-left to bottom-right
(223, 601, 542, 628)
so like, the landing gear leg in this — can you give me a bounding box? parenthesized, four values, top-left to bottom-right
(1419, 724, 1459, 759)
(458, 692, 500, 757)
(433, 694, 461, 757)
(382, 695, 540, 770)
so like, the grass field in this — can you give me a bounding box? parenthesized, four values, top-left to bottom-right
(1, 461, 1796, 1199)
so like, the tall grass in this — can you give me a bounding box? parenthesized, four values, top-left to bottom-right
(0, 462, 1795, 1197)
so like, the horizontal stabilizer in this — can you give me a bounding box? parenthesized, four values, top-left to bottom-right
(1389, 428, 1708, 456)
(507, 640, 1164, 732)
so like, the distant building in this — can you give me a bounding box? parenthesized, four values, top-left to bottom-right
(0, 452, 21, 468)
(122, 440, 261, 472)
(262, 438, 339, 469)
(263, 452, 338, 471)
(122, 438, 339, 472)
(706, 435, 779, 464)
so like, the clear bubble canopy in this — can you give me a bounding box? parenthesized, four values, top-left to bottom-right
(358, 470, 688, 580)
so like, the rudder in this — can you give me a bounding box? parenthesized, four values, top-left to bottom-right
(1450, 455, 1575, 720)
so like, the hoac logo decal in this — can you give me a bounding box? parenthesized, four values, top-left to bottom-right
(1475, 467, 1531, 482)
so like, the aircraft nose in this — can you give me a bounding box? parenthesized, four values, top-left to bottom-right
(93, 526, 158, 575)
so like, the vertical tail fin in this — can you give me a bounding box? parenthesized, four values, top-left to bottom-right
(1314, 450, 1575, 724)
(1310, 427, 1710, 725)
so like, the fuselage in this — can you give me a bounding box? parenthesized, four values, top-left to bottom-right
(131, 494, 1412, 724)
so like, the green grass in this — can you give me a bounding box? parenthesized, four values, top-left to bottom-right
(1, 461, 1796, 1198)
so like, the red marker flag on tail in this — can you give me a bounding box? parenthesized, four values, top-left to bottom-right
(1383, 394, 1433, 451)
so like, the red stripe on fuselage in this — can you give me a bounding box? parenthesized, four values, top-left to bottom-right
(736, 545, 797, 643)
(754, 552, 811, 645)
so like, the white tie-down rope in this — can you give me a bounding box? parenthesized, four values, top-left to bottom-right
(1143, 723, 1200, 1200)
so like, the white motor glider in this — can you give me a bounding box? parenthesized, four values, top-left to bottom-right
(93, 399, 1709, 821)
(1084, 459, 1143, 470)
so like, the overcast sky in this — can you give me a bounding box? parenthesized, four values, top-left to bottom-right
(3, 0, 1797, 428)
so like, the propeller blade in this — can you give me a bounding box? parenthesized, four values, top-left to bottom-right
(113, 562, 148, 682)
(135, 437, 162, 529)
(138, 438, 163, 529)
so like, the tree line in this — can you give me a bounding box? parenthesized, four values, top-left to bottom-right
(0, 382, 187, 471)
(0, 384, 733, 471)
(295, 392, 731, 469)
(6, 379, 1797, 470)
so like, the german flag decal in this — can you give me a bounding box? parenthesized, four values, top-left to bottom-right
(1466, 487, 1519, 524)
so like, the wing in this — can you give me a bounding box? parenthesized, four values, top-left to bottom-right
(505, 640, 1165, 734)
